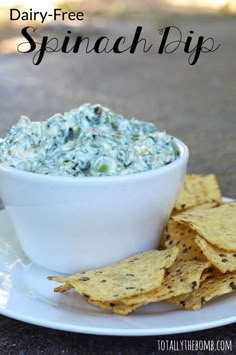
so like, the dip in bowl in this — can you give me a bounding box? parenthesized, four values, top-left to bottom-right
(0, 104, 188, 273)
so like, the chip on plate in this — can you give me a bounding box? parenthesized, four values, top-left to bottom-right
(86, 260, 210, 315)
(160, 218, 206, 262)
(120, 260, 210, 306)
(160, 202, 222, 261)
(174, 203, 236, 251)
(174, 174, 222, 212)
(48, 247, 178, 302)
(169, 272, 236, 310)
(195, 235, 236, 273)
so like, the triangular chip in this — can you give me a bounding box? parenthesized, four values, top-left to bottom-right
(169, 272, 236, 310)
(160, 218, 206, 262)
(174, 174, 222, 212)
(174, 203, 236, 251)
(48, 247, 178, 302)
(160, 202, 221, 261)
(49, 249, 175, 284)
(120, 260, 210, 306)
(195, 235, 236, 273)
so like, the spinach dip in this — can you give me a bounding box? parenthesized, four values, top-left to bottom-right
(0, 104, 179, 177)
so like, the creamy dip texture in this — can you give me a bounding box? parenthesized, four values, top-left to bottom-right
(0, 104, 179, 177)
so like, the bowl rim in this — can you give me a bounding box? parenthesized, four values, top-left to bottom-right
(0, 137, 189, 184)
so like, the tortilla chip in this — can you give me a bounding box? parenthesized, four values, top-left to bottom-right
(195, 235, 236, 273)
(170, 272, 236, 310)
(174, 174, 222, 212)
(160, 218, 206, 262)
(174, 203, 236, 251)
(48, 247, 178, 302)
(48, 248, 177, 284)
(160, 202, 222, 260)
(121, 260, 210, 306)
(86, 299, 140, 315)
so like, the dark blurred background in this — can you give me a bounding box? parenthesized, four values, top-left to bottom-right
(0, 0, 235, 197)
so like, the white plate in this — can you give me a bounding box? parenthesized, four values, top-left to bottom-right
(0, 199, 235, 336)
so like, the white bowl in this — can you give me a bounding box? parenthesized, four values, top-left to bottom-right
(0, 138, 188, 274)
